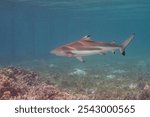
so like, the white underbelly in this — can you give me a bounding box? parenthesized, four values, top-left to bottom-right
(99, 47, 119, 52)
(72, 50, 100, 56)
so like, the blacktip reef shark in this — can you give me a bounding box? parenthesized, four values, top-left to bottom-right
(51, 33, 135, 62)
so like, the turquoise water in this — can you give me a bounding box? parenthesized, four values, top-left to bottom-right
(0, 0, 150, 62)
(0, 0, 150, 99)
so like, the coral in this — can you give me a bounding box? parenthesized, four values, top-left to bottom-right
(112, 69, 127, 74)
(0, 67, 87, 100)
(1, 65, 150, 100)
(48, 64, 56, 68)
(0, 74, 23, 99)
(129, 83, 137, 89)
(137, 81, 146, 90)
(69, 68, 86, 76)
(138, 89, 150, 100)
(106, 74, 116, 79)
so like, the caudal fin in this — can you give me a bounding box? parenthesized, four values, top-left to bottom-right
(120, 33, 135, 56)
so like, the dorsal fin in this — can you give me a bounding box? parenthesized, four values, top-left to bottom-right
(111, 40, 116, 44)
(81, 35, 94, 42)
(83, 35, 91, 38)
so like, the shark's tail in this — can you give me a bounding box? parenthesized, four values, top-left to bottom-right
(120, 33, 135, 56)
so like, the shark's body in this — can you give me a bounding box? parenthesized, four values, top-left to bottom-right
(51, 33, 135, 62)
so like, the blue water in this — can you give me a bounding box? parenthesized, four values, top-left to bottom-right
(0, 0, 150, 64)
(0, 0, 150, 99)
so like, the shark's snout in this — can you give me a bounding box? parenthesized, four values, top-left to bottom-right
(50, 50, 55, 54)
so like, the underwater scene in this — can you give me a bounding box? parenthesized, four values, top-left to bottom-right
(0, 0, 150, 100)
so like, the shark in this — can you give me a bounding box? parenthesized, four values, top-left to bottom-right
(51, 33, 135, 62)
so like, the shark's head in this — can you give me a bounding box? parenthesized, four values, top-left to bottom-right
(51, 48, 66, 56)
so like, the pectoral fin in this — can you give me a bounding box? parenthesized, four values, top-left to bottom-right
(111, 40, 116, 44)
(112, 50, 115, 54)
(76, 57, 85, 62)
(99, 52, 106, 55)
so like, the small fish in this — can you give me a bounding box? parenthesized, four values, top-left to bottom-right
(51, 33, 135, 62)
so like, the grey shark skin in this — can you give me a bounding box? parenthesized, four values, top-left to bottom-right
(51, 33, 135, 62)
